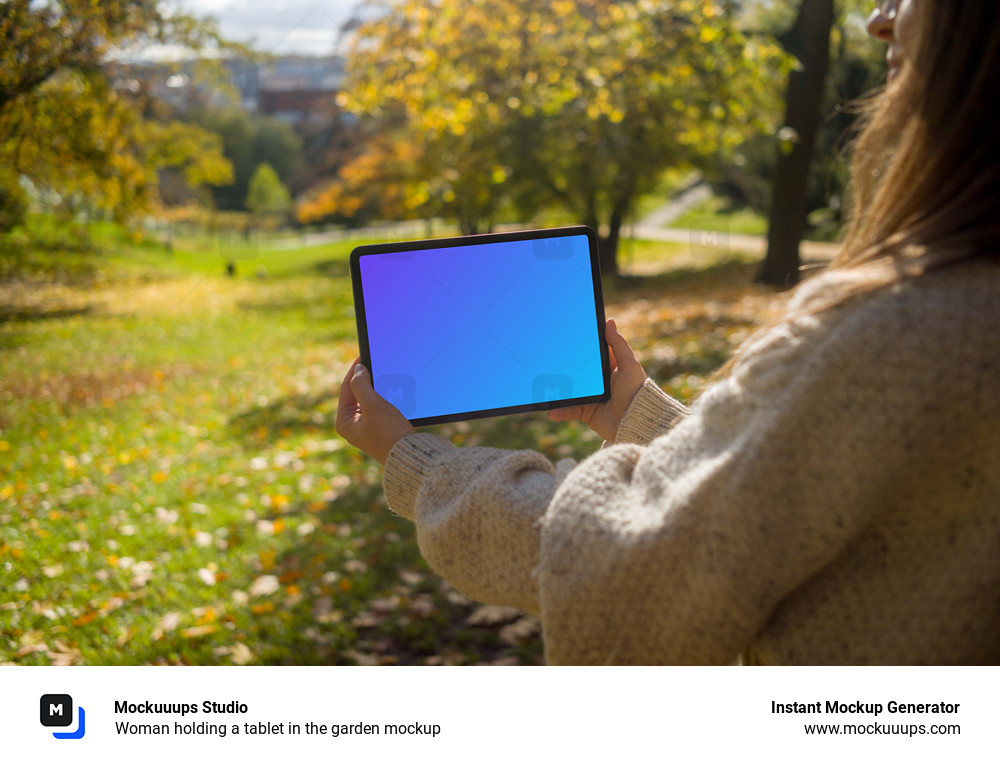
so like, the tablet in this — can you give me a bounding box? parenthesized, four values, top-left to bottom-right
(350, 226, 610, 426)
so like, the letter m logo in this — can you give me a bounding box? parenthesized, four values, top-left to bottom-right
(40, 694, 73, 727)
(374, 374, 416, 418)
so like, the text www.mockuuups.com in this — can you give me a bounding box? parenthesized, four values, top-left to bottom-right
(802, 722, 960, 736)
(772, 700, 962, 737)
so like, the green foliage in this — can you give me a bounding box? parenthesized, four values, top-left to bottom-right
(246, 162, 292, 218)
(191, 107, 303, 211)
(0, 170, 28, 233)
(0, 1, 237, 224)
(141, 120, 234, 190)
(337, 0, 791, 268)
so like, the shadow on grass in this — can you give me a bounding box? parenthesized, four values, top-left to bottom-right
(0, 304, 98, 324)
(0, 242, 107, 285)
(234, 276, 354, 329)
(266, 512, 544, 666)
(308, 259, 351, 279)
(227, 391, 338, 443)
(227, 383, 599, 460)
(608, 254, 759, 296)
(235, 295, 315, 313)
(220, 385, 590, 664)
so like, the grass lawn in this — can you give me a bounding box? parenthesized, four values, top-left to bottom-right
(670, 195, 769, 237)
(0, 226, 791, 665)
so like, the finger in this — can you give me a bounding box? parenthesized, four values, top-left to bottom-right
(605, 318, 619, 370)
(548, 406, 582, 422)
(606, 318, 641, 373)
(336, 358, 363, 439)
(339, 356, 362, 409)
(349, 362, 379, 406)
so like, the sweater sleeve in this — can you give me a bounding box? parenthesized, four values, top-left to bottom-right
(382, 375, 690, 613)
(537, 281, 925, 664)
(384, 432, 578, 615)
(614, 378, 690, 446)
(384, 272, 930, 663)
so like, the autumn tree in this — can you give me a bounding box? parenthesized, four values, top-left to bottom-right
(0, 0, 236, 231)
(297, 133, 428, 225)
(323, 0, 789, 274)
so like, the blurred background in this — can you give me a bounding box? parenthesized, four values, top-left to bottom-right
(1, 0, 883, 665)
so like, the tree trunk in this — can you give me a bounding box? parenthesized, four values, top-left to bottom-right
(598, 208, 623, 277)
(584, 214, 618, 277)
(758, 0, 834, 289)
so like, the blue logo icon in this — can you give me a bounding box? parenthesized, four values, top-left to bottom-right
(532, 374, 573, 403)
(375, 374, 416, 417)
(40, 694, 86, 739)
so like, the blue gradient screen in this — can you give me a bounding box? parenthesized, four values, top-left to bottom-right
(356, 233, 606, 422)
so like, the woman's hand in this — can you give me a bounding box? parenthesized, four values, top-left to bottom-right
(336, 357, 416, 465)
(548, 318, 646, 442)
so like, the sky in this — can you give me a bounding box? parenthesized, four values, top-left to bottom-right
(176, 0, 361, 56)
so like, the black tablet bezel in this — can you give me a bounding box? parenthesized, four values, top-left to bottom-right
(350, 225, 610, 427)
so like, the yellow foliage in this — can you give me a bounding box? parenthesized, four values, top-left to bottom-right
(298, 136, 427, 223)
(329, 0, 791, 233)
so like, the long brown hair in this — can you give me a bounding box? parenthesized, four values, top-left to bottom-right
(834, 1, 1000, 287)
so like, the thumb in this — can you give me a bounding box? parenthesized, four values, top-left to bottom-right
(607, 318, 641, 373)
(349, 363, 379, 405)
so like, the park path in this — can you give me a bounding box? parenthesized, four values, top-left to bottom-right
(627, 221, 840, 262)
(267, 180, 841, 262)
(628, 178, 840, 262)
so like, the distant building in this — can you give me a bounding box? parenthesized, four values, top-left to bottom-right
(223, 55, 344, 128)
(224, 59, 261, 111)
(119, 55, 345, 126)
(256, 88, 329, 127)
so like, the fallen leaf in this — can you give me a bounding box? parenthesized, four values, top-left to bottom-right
(48, 640, 82, 665)
(351, 612, 380, 629)
(16, 630, 48, 657)
(230, 643, 254, 665)
(499, 616, 541, 645)
(344, 559, 367, 575)
(152, 611, 183, 640)
(465, 605, 522, 627)
(73, 610, 98, 627)
(197, 568, 216, 586)
(249, 574, 279, 597)
(370, 596, 400, 614)
(408, 594, 436, 617)
(181, 624, 219, 638)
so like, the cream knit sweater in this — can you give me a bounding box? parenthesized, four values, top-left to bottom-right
(383, 261, 1000, 664)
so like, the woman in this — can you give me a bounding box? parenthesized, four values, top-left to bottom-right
(336, 0, 1000, 664)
